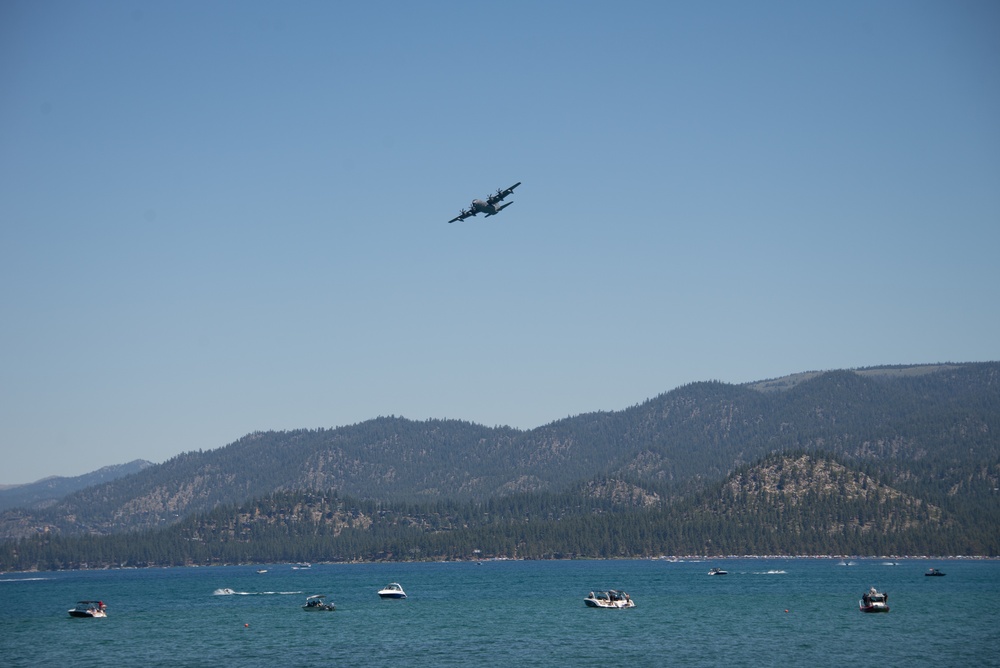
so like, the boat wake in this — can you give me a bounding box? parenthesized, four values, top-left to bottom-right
(213, 588, 302, 596)
(754, 570, 787, 575)
(0, 577, 51, 583)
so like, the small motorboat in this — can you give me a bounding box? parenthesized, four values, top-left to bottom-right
(302, 595, 335, 611)
(584, 590, 635, 609)
(925, 568, 946, 576)
(378, 583, 407, 599)
(68, 601, 107, 618)
(708, 567, 728, 575)
(859, 586, 889, 613)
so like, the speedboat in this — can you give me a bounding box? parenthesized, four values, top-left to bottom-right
(925, 568, 946, 576)
(68, 601, 107, 618)
(859, 587, 889, 613)
(378, 583, 406, 599)
(302, 595, 335, 611)
(584, 590, 635, 609)
(708, 567, 728, 575)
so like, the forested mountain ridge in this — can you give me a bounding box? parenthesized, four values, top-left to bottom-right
(5, 451, 991, 570)
(0, 460, 153, 512)
(2, 363, 997, 545)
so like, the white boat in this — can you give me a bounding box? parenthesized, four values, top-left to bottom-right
(859, 586, 889, 613)
(584, 590, 634, 609)
(708, 567, 728, 575)
(377, 583, 407, 599)
(68, 601, 107, 618)
(302, 595, 335, 611)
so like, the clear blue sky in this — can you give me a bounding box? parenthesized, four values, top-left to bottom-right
(2, 1, 998, 484)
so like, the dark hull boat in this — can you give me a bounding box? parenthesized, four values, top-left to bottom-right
(68, 601, 107, 618)
(302, 595, 335, 611)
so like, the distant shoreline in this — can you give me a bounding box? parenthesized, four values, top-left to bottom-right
(6, 554, 999, 575)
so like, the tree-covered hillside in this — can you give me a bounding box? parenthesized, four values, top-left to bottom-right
(4, 450, 994, 571)
(1, 363, 997, 562)
(0, 460, 153, 512)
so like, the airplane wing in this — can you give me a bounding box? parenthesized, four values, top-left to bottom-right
(448, 208, 475, 224)
(486, 181, 521, 205)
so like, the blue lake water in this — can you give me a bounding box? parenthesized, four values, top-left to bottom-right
(2, 559, 998, 667)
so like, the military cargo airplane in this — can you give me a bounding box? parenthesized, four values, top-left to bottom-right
(448, 182, 521, 223)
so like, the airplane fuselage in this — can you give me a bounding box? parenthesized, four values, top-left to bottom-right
(471, 199, 511, 216)
(471, 199, 496, 214)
